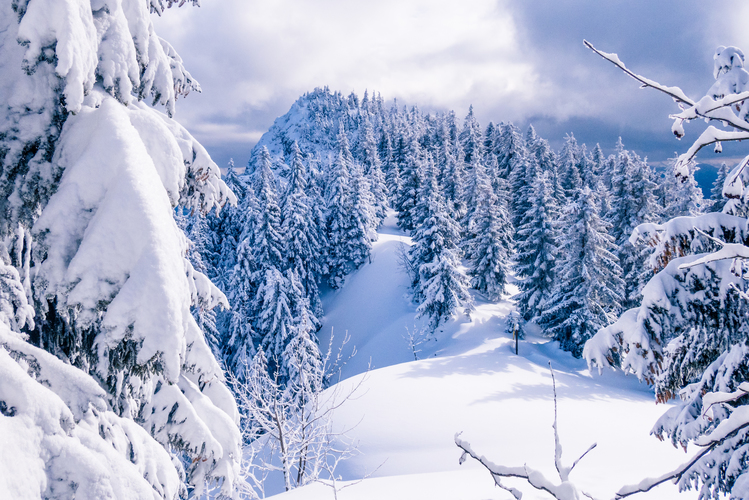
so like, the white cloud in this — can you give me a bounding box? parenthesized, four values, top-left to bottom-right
(152, 0, 749, 166)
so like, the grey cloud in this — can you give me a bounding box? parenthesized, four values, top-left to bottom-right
(158, 0, 747, 166)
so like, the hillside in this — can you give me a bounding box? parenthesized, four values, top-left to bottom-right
(264, 213, 699, 500)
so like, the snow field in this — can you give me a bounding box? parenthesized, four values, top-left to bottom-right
(265, 214, 701, 499)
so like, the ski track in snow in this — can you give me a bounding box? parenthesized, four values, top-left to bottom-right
(270, 212, 700, 500)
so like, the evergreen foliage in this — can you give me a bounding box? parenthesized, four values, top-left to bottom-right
(541, 186, 624, 356)
(514, 170, 559, 321)
(409, 160, 472, 330)
(584, 43, 749, 499)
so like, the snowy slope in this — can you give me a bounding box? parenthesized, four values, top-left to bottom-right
(271, 214, 700, 500)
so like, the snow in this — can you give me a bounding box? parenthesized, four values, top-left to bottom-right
(0, 324, 182, 499)
(271, 213, 700, 499)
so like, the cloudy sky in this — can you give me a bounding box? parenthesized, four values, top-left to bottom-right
(153, 1, 749, 170)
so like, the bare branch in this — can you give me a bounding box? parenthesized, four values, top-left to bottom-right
(456, 365, 601, 499)
(570, 443, 598, 475)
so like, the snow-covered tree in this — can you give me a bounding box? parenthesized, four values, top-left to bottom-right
(409, 159, 472, 330)
(467, 176, 514, 301)
(358, 116, 388, 223)
(494, 122, 526, 180)
(395, 135, 425, 232)
(607, 145, 660, 309)
(584, 41, 749, 499)
(0, 0, 241, 495)
(709, 161, 730, 213)
(514, 170, 559, 321)
(324, 123, 374, 287)
(232, 336, 359, 498)
(660, 157, 704, 220)
(459, 105, 483, 164)
(282, 142, 324, 317)
(540, 185, 623, 356)
(558, 134, 582, 200)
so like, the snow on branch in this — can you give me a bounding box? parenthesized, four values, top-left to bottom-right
(457, 360, 749, 500)
(456, 363, 599, 500)
(585, 40, 749, 171)
(630, 212, 749, 271)
(583, 40, 694, 106)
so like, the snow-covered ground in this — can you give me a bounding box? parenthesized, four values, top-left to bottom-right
(272, 213, 700, 500)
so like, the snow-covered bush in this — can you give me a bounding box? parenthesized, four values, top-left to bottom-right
(0, 0, 240, 496)
(583, 41, 749, 498)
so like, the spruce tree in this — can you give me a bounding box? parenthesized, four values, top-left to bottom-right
(540, 186, 623, 356)
(395, 135, 425, 231)
(514, 170, 559, 321)
(359, 116, 388, 223)
(495, 122, 526, 180)
(710, 162, 730, 213)
(467, 176, 514, 301)
(324, 124, 355, 288)
(282, 142, 323, 321)
(558, 134, 583, 199)
(409, 160, 472, 330)
(607, 146, 659, 309)
(460, 105, 483, 164)
(0, 1, 241, 493)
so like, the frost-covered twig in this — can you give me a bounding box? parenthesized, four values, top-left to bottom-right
(403, 324, 430, 360)
(230, 333, 370, 496)
(455, 363, 599, 500)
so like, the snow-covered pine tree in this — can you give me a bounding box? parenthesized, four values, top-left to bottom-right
(444, 133, 468, 221)
(462, 148, 490, 246)
(250, 147, 285, 274)
(460, 105, 482, 165)
(247, 146, 307, 377)
(178, 211, 223, 359)
(607, 145, 660, 309)
(558, 134, 583, 200)
(590, 144, 612, 216)
(395, 135, 425, 232)
(0, 0, 242, 495)
(710, 161, 730, 213)
(253, 266, 295, 378)
(660, 156, 704, 219)
(583, 42, 749, 498)
(325, 124, 355, 288)
(514, 170, 559, 321)
(509, 154, 536, 232)
(348, 159, 377, 264)
(211, 159, 250, 289)
(358, 116, 388, 223)
(380, 132, 401, 203)
(532, 136, 564, 205)
(225, 232, 260, 382)
(540, 185, 623, 356)
(495, 122, 526, 180)
(409, 158, 472, 330)
(467, 175, 514, 301)
(282, 142, 324, 322)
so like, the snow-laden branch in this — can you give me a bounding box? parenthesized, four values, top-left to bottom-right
(675, 127, 749, 176)
(456, 363, 599, 500)
(671, 93, 749, 133)
(583, 40, 694, 106)
(585, 40, 749, 169)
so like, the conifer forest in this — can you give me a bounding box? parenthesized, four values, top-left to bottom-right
(4, 1, 749, 499)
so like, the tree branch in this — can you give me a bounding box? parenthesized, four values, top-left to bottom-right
(583, 40, 694, 107)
